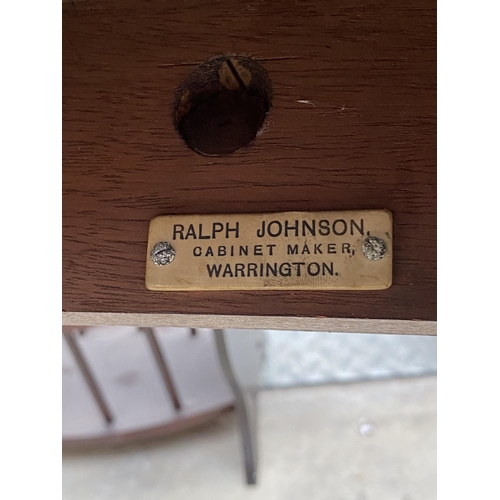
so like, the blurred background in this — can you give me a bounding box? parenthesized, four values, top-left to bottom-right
(62, 327, 436, 500)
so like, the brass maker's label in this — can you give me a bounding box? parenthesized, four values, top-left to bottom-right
(145, 210, 392, 291)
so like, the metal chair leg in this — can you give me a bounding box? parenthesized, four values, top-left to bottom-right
(214, 329, 258, 485)
(63, 329, 114, 424)
(141, 328, 182, 411)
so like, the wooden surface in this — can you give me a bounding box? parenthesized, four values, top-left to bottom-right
(62, 313, 437, 336)
(63, 0, 436, 325)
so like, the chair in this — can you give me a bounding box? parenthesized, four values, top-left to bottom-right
(62, 326, 262, 484)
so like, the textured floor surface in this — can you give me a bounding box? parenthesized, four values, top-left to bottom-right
(62, 376, 436, 500)
(261, 331, 437, 387)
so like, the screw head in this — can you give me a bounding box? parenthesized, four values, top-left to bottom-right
(150, 242, 175, 266)
(362, 236, 387, 260)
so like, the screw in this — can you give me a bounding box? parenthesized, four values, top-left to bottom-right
(362, 236, 387, 260)
(218, 58, 252, 91)
(150, 242, 175, 266)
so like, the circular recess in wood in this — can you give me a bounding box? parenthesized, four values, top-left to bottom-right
(173, 54, 272, 156)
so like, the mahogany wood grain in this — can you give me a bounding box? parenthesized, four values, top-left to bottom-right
(63, 0, 436, 323)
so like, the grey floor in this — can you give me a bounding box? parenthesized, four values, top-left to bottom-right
(62, 376, 436, 500)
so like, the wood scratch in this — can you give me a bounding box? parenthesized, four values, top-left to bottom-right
(297, 100, 315, 106)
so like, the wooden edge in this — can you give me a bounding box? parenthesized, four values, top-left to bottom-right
(62, 312, 436, 335)
(62, 405, 234, 452)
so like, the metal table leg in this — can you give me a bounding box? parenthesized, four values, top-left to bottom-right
(214, 329, 258, 485)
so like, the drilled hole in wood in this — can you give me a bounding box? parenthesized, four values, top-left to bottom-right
(173, 54, 273, 156)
